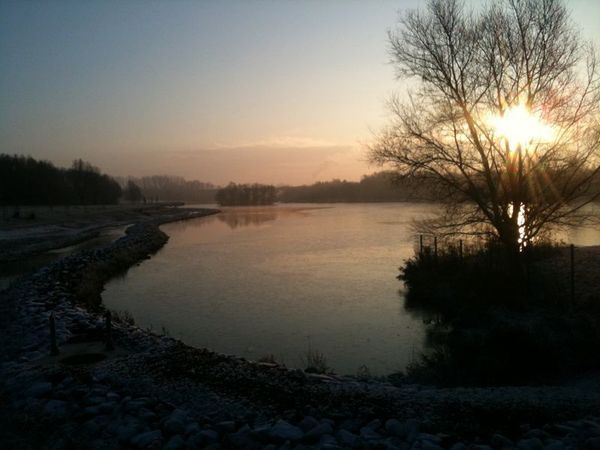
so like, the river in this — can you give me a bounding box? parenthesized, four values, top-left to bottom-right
(101, 203, 600, 375)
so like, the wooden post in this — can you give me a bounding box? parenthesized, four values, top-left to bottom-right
(570, 244, 575, 303)
(105, 311, 114, 351)
(49, 313, 59, 356)
(419, 234, 423, 256)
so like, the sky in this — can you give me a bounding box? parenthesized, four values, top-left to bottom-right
(1, 0, 599, 185)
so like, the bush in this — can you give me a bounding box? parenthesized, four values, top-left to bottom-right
(400, 241, 600, 386)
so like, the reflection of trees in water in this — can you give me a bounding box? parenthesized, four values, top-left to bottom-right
(164, 207, 312, 232)
(217, 211, 278, 229)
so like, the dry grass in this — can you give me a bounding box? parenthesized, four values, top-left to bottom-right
(301, 348, 329, 374)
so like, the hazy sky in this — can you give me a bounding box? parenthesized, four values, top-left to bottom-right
(1, 1, 599, 185)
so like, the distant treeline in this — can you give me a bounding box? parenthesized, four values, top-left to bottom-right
(116, 175, 217, 204)
(216, 183, 277, 206)
(0, 153, 477, 208)
(278, 171, 437, 203)
(0, 154, 121, 207)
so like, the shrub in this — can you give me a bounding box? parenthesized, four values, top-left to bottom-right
(302, 348, 329, 374)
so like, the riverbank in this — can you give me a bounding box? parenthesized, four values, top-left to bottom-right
(2, 208, 600, 449)
(0, 203, 187, 263)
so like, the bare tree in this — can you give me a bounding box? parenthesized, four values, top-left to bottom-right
(370, 0, 600, 254)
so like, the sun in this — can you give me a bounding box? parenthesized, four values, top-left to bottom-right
(489, 102, 555, 152)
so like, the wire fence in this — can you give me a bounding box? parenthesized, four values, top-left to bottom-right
(412, 234, 580, 303)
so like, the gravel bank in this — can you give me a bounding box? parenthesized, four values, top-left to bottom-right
(1, 207, 600, 449)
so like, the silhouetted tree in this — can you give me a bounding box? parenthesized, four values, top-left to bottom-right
(0, 154, 121, 209)
(370, 0, 600, 254)
(123, 180, 143, 203)
(115, 175, 217, 203)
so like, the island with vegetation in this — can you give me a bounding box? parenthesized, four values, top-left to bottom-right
(215, 182, 277, 206)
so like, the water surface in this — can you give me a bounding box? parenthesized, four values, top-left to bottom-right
(103, 204, 435, 375)
(102, 203, 600, 375)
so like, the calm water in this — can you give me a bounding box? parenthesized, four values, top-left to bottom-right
(102, 203, 600, 375)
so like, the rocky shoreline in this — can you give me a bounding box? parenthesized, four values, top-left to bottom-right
(2, 207, 600, 449)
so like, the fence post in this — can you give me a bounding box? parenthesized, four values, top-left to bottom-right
(49, 313, 59, 356)
(105, 311, 114, 351)
(570, 244, 575, 303)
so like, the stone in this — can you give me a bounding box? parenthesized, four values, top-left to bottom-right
(116, 421, 144, 444)
(318, 434, 339, 446)
(198, 429, 219, 445)
(227, 428, 259, 449)
(131, 430, 163, 448)
(304, 423, 334, 441)
(336, 429, 358, 447)
(82, 418, 102, 435)
(186, 433, 206, 450)
(43, 399, 67, 420)
(419, 433, 441, 443)
(27, 382, 52, 398)
(203, 444, 223, 450)
(268, 420, 303, 442)
(163, 410, 187, 435)
(365, 418, 382, 430)
(586, 437, 600, 450)
(164, 435, 185, 450)
(491, 433, 514, 448)
(98, 401, 117, 414)
(299, 416, 320, 432)
(450, 443, 468, 450)
(517, 437, 544, 450)
(82, 406, 100, 417)
(420, 441, 444, 450)
(106, 392, 120, 402)
(185, 422, 200, 436)
(382, 436, 406, 450)
(405, 419, 420, 436)
(360, 426, 382, 441)
(544, 441, 565, 450)
(124, 399, 148, 413)
(134, 408, 154, 423)
(85, 396, 105, 406)
(525, 429, 551, 440)
(385, 419, 405, 437)
(215, 420, 237, 434)
(339, 418, 363, 433)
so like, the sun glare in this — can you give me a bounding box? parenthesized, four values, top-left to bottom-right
(489, 103, 555, 152)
